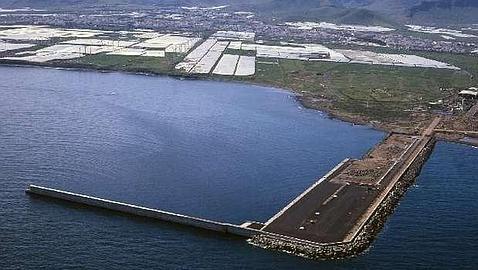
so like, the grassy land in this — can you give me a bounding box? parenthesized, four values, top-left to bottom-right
(414, 52, 478, 85)
(247, 59, 472, 121)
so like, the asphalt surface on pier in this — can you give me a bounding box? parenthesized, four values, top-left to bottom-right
(263, 180, 379, 243)
(262, 133, 423, 243)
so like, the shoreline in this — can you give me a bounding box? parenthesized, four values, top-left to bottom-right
(0, 59, 405, 134)
(5, 59, 472, 142)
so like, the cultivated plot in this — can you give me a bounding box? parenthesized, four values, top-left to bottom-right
(235, 56, 256, 76)
(0, 25, 102, 40)
(406, 25, 477, 38)
(338, 49, 460, 70)
(63, 39, 138, 47)
(4, 44, 116, 62)
(212, 31, 255, 41)
(213, 54, 239, 75)
(134, 34, 201, 53)
(0, 41, 35, 52)
(285, 22, 395, 33)
(241, 43, 348, 62)
(191, 41, 229, 74)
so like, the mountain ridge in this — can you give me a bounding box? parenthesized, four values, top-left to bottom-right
(3, 0, 478, 25)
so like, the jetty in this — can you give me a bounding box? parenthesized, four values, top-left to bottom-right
(26, 118, 442, 259)
(249, 119, 438, 258)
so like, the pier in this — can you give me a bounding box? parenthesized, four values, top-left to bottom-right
(249, 118, 440, 258)
(256, 134, 432, 242)
(26, 118, 442, 259)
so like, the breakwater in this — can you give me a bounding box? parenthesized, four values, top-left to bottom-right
(249, 136, 437, 259)
(26, 134, 437, 260)
(24, 185, 369, 252)
(25, 185, 259, 238)
(25, 133, 438, 260)
(23, 111, 443, 260)
(247, 118, 442, 259)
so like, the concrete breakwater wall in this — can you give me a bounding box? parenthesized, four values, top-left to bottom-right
(26, 185, 260, 238)
(249, 137, 437, 259)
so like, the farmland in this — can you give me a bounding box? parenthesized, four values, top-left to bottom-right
(0, 24, 475, 130)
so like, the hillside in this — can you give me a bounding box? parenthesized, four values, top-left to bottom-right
(363, 0, 478, 24)
(257, 0, 478, 24)
(409, 0, 478, 24)
(3, 0, 478, 25)
(1, 0, 245, 9)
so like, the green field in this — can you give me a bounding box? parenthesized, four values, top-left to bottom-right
(248, 58, 473, 120)
(414, 52, 478, 85)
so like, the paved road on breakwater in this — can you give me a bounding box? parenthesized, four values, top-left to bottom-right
(262, 118, 441, 244)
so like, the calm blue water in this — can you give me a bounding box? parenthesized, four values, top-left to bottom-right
(0, 67, 476, 269)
